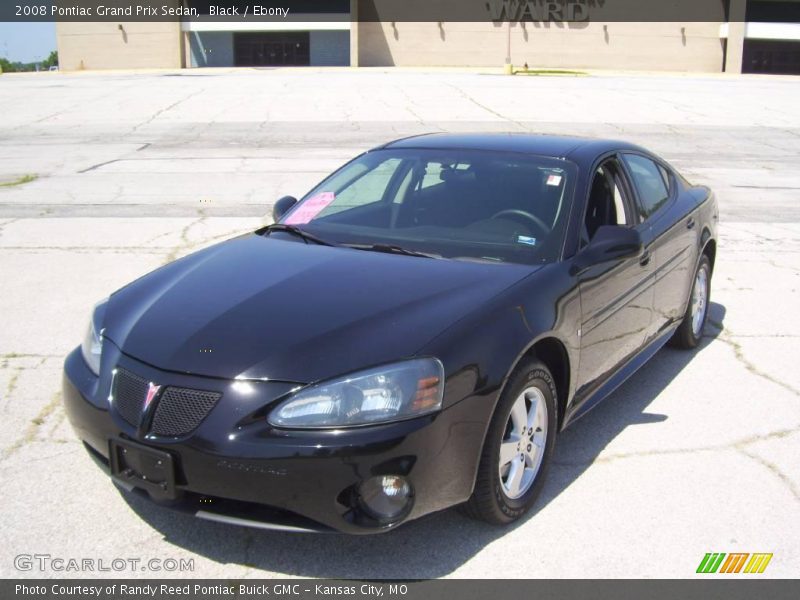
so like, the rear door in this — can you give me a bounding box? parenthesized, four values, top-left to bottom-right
(620, 153, 698, 339)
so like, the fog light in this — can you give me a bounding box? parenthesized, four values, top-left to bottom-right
(358, 475, 412, 522)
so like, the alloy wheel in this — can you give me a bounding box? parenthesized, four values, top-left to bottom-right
(498, 386, 548, 500)
(691, 265, 709, 337)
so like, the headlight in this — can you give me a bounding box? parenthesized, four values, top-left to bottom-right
(81, 298, 108, 376)
(268, 358, 444, 429)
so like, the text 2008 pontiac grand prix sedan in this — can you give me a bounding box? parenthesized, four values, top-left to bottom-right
(63, 134, 718, 534)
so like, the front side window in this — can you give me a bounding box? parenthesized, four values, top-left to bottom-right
(622, 154, 671, 219)
(280, 149, 577, 265)
(582, 160, 633, 246)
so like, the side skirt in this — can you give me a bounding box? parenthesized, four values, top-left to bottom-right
(562, 325, 678, 429)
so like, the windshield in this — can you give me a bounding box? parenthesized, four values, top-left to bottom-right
(279, 148, 577, 265)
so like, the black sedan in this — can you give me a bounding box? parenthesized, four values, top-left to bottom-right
(63, 134, 718, 533)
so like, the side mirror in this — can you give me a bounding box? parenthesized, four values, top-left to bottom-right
(272, 196, 298, 222)
(572, 225, 643, 274)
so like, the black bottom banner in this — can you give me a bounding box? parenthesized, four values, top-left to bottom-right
(4, 580, 800, 600)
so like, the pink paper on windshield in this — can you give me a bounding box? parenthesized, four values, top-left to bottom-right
(283, 192, 335, 225)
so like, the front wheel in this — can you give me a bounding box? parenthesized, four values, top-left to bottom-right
(670, 254, 711, 349)
(463, 359, 557, 525)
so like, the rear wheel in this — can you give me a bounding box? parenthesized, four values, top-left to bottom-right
(463, 359, 557, 525)
(670, 254, 711, 349)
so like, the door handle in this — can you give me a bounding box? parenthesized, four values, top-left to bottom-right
(639, 250, 651, 267)
(686, 217, 696, 230)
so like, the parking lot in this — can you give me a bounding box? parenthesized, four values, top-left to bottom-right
(1, 67, 798, 578)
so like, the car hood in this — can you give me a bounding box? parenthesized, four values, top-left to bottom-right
(103, 234, 536, 383)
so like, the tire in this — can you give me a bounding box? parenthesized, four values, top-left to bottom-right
(670, 254, 711, 350)
(462, 359, 557, 525)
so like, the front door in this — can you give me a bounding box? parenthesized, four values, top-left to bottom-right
(576, 158, 655, 397)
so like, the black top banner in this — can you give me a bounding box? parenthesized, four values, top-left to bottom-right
(0, 0, 748, 23)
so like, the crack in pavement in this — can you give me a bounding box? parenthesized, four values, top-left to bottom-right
(554, 425, 799, 467)
(162, 210, 208, 264)
(737, 446, 800, 502)
(0, 218, 20, 236)
(47, 401, 67, 438)
(767, 259, 800, 274)
(723, 333, 800, 338)
(156, 218, 257, 266)
(78, 159, 121, 173)
(397, 85, 439, 130)
(0, 444, 81, 473)
(1, 368, 22, 413)
(552, 426, 800, 504)
(551, 318, 800, 502)
(1, 392, 62, 461)
(446, 83, 529, 131)
(130, 89, 205, 135)
(1, 354, 59, 369)
(708, 319, 800, 397)
(181, 226, 258, 251)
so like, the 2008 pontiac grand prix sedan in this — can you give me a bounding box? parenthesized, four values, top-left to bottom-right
(63, 133, 718, 534)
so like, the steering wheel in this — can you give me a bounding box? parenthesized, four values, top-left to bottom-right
(490, 209, 551, 238)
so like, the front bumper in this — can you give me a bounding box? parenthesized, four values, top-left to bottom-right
(62, 345, 491, 534)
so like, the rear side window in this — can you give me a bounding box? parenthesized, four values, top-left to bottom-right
(622, 154, 671, 219)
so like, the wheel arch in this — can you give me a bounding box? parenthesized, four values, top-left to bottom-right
(701, 232, 716, 276)
(462, 333, 573, 508)
(512, 335, 572, 431)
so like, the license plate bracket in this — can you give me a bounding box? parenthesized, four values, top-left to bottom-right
(109, 438, 176, 500)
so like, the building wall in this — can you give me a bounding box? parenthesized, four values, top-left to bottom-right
(189, 32, 234, 68)
(357, 22, 725, 72)
(310, 30, 351, 66)
(56, 20, 728, 73)
(56, 22, 183, 71)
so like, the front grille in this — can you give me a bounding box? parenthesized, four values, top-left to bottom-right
(112, 368, 149, 427)
(150, 387, 221, 437)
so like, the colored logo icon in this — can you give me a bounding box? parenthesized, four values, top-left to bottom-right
(697, 553, 773, 574)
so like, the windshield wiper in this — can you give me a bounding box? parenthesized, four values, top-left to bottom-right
(259, 226, 438, 258)
(344, 243, 442, 259)
(259, 224, 339, 247)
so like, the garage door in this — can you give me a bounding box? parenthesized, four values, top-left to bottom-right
(743, 40, 800, 74)
(234, 32, 310, 67)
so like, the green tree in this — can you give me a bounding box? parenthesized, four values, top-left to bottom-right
(42, 50, 58, 70)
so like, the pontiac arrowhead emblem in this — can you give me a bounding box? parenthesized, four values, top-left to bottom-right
(144, 382, 161, 410)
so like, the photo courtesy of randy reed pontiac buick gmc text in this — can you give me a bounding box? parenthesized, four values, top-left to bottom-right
(15, 583, 402, 596)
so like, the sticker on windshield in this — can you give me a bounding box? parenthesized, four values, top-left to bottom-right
(517, 236, 536, 246)
(546, 174, 562, 187)
(283, 192, 335, 225)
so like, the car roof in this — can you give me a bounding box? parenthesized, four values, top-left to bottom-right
(379, 133, 647, 162)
